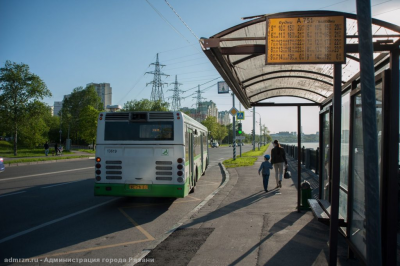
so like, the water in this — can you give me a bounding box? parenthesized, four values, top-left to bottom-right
(282, 142, 319, 150)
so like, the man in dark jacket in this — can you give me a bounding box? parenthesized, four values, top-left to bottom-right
(44, 142, 49, 156)
(271, 140, 288, 188)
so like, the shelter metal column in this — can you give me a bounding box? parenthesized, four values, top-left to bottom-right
(356, 1, 382, 265)
(253, 106, 256, 151)
(329, 63, 342, 266)
(297, 106, 301, 213)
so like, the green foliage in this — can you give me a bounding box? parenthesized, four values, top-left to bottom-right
(0, 148, 72, 158)
(60, 84, 102, 144)
(6, 155, 90, 164)
(0, 140, 12, 149)
(201, 116, 218, 140)
(79, 106, 100, 143)
(214, 124, 228, 143)
(0, 60, 51, 155)
(122, 99, 169, 111)
(222, 144, 270, 168)
(77, 149, 96, 154)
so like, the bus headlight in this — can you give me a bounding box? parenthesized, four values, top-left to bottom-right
(96, 163, 101, 169)
(95, 176, 101, 181)
(177, 171, 183, 176)
(177, 165, 183, 170)
(96, 170, 101, 175)
(177, 177, 183, 183)
(177, 158, 183, 163)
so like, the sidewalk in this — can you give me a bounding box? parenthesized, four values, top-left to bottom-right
(140, 145, 358, 266)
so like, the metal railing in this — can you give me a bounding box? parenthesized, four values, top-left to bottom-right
(281, 144, 320, 175)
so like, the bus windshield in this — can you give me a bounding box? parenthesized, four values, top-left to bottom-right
(104, 121, 174, 141)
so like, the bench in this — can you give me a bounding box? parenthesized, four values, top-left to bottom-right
(308, 199, 347, 227)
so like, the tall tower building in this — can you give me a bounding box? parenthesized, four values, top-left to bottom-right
(53, 101, 63, 116)
(87, 83, 112, 110)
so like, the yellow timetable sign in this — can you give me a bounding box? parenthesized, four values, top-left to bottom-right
(266, 16, 345, 64)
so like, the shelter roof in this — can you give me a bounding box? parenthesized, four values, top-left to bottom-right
(201, 10, 400, 107)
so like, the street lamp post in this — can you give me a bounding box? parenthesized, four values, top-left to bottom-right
(250, 109, 262, 150)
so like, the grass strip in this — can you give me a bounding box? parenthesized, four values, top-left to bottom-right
(223, 143, 270, 168)
(77, 149, 96, 154)
(6, 155, 91, 164)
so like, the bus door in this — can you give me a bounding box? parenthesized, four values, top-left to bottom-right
(200, 133, 204, 172)
(190, 132, 195, 187)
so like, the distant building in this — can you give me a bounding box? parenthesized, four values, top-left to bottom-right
(53, 101, 63, 116)
(87, 83, 112, 110)
(49, 106, 54, 116)
(218, 111, 230, 125)
(181, 101, 218, 122)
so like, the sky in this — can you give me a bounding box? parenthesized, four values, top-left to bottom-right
(1, 0, 399, 135)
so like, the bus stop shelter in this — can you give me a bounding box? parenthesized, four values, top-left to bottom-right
(200, 9, 400, 266)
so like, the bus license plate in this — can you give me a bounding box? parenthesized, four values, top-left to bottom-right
(129, 185, 148, 190)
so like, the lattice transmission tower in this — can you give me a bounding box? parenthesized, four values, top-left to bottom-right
(168, 75, 184, 111)
(146, 53, 169, 102)
(193, 85, 206, 121)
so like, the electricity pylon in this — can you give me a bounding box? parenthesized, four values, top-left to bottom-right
(146, 53, 169, 102)
(193, 85, 206, 121)
(168, 75, 184, 111)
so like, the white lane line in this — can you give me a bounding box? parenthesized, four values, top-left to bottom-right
(0, 167, 93, 182)
(0, 191, 26, 198)
(0, 198, 118, 244)
(41, 180, 84, 189)
(218, 158, 224, 160)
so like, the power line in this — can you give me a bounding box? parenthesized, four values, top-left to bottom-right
(162, 52, 202, 62)
(145, 0, 191, 44)
(182, 77, 221, 93)
(164, 0, 200, 40)
(117, 55, 156, 104)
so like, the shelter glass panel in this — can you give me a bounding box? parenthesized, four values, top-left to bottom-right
(339, 92, 350, 222)
(350, 82, 382, 259)
(321, 112, 330, 201)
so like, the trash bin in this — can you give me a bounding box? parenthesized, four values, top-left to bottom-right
(301, 181, 312, 208)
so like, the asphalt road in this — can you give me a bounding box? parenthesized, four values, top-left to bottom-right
(0, 145, 253, 265)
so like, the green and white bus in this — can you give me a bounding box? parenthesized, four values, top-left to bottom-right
(94, 111, 209, 198)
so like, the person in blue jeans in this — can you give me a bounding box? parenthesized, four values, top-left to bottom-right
(258, 154, 273, 192)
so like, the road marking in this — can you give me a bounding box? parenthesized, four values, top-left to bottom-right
(0, 167, 93, 182)
(119, 208, 155, 240)
(31, 239, 152, 259)
(30, 207, 156, 260)
(0, 198, 118, 244)
(0, 191, 26, 198)
(41, 180, 83, 189)
(219, 158, 224, 160)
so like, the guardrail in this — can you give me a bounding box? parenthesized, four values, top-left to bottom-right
(281, 144, 320, 175)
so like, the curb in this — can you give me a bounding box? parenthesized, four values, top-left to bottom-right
(125, 162, 230, 266)
(5, 157, 95, 167)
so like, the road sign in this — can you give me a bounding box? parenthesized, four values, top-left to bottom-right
(236, 111, 245, 120)
(266, 16, 345, 64)
(236, 136, 245, 140)
(229, 107, 239, 116)
(217, 81, 230, 94)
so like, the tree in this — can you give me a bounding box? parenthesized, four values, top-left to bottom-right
(0, 61, 51, 155)
(60, 84, 102, 144)
(122, 99, 169, 111)
(79, 105, 100, 146)
(201, 116, 218, 140)
(214, 124, 228, 144)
